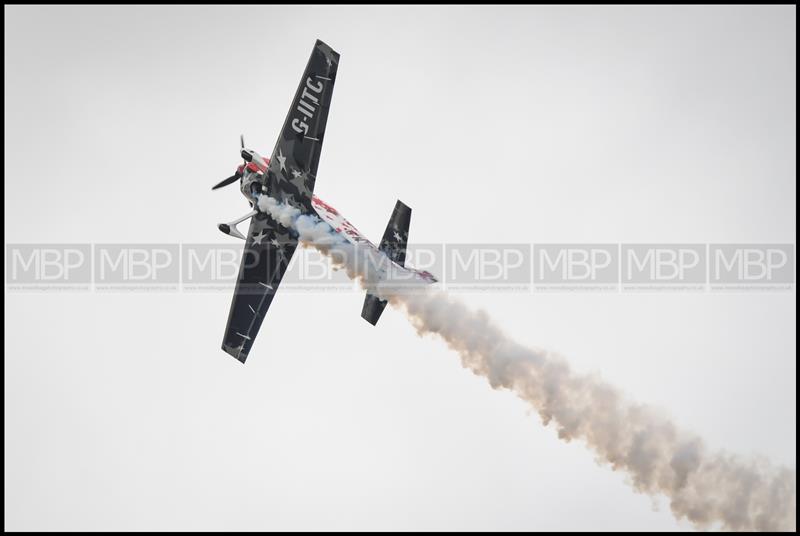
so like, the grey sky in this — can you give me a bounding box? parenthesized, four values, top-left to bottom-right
(4, 5, 796, 531)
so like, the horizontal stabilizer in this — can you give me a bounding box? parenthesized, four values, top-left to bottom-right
(361, 293, 388, 326)
(361, 200, 411, 326)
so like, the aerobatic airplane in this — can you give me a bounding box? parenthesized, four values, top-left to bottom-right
(213, 40, 436, 363)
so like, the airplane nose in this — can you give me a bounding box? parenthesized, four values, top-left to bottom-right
(241, 149, 252, 162)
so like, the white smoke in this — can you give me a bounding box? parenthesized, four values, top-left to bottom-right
(258, 196, 796, 531)
(393, 290, 796, 532)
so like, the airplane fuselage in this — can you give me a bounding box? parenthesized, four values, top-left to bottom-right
(235, 161, 436, 285)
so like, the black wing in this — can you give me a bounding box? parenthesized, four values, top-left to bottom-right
(221, 40, 339, 363)
(221, 213, 298, 363)
(263, 39, 339, 211)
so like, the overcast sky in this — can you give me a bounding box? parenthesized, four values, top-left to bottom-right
(4, 5, 796, 531)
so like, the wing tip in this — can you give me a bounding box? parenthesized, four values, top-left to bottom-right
(395, 199, 411, 214)
(314, 39, 340, 61)
(221, 343, 248, 364)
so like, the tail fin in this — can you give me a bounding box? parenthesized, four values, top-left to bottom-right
(361, 200, 411, 326)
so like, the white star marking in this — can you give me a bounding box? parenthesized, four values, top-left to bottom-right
(252, 231, 267, 245)
(291, 169, 302, 179)
(270, 238, 281, 248)
(393, 231, 402, 241)
(276, 149, 287, 172)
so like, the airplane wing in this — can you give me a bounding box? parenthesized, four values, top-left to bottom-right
(221, 213, 298, 363)
(221, 40, 340, 363)
(262, 39, 340, 211)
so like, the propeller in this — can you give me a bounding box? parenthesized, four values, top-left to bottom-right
(212, 135, 247, 190)
(240, 133, 252, 162)
(212, 173, 240, 190)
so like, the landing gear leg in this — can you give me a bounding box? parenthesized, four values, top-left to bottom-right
(218, 210, 257, 240)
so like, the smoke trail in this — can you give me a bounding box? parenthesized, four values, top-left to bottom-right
(257, 196, 796, 531)
(393, 290, 796, 531)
